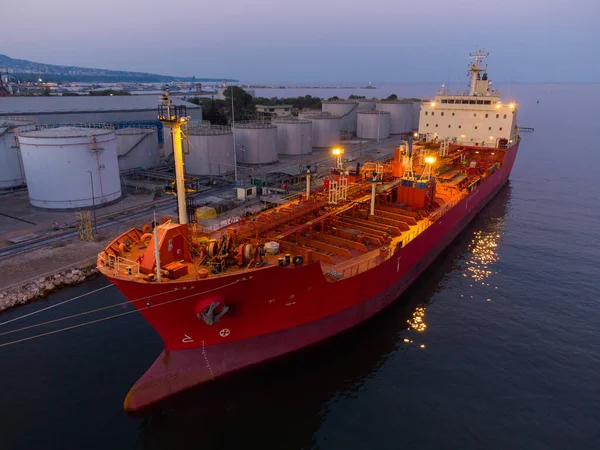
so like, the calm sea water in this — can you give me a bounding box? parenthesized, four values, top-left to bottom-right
(1, 84, 599, 450)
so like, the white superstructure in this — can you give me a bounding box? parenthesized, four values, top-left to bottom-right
(418, 50, 519, 147)
(18, 125, 121, 209)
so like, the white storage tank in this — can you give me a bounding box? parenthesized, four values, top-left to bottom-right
(357, 111, 390, 140)
(0, 116, 36, 189)
(411, 99, 422, 130)
(162, 124, 174, 161)
(376, 100, 414, 134)
(187, 125, 234, 176)
(233, 123, 278, 165)
(299, 112, 341, 148)
(356, 99, 377, 111)
(18, 125, 122, 209)
(322, 100, 358, 133)
(273, 118, 312, 156)
(115, 126, 160, 171)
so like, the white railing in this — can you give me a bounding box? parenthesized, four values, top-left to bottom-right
(100, 253, 141, 278)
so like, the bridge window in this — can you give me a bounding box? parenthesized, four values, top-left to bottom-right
(477, 100, 484, 105)
(431, 112, 435, 116)
(441, 112, 444, 116)
(504, 114, 507, 119)
(425, 111, 428, 115)
(462, 100, 469, 104)
(485, 114, 489, 118)
(448, 99, 455, 104)
(484, 101, 491, 105)
(469, 100, 476, 104)
(441, 99, 448, 103)
(496, 114, 499, 118)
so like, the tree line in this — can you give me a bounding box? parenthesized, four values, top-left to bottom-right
(188, 87, 403, 125)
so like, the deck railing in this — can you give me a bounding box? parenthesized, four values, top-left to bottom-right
(100, 253, 141, 278)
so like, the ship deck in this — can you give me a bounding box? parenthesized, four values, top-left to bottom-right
(98, 142, 511, 284)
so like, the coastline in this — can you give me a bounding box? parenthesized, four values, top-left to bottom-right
(0, 257, 99, 313)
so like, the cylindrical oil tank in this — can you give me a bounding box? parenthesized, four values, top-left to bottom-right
(357, 111, 391, 140)
(115, 126, 160, 171)
(411, 99, 422, 130)
(376, 100, 414, 134)
(233, 123, 278, 165)
(299, 112, 341, 148)
(356, 99, 377, 111)
(322, 100, 358, 133)
(0, 116, 36, 189)
(18, 126, 121, 209)
(186, 125, 234, 175)
(273, 118, 312, 156)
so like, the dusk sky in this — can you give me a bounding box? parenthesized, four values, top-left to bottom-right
(4, 0, 599, 83)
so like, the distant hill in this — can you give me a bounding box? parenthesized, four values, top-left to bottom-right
(0, 53, 237, 83)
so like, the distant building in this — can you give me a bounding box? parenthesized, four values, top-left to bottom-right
(255, 104, 293, 117)
(0, 95, 202, 125)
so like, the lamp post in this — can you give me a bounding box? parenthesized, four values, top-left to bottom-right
(230, 88, 238, 184)
(86, 170, 97, 235)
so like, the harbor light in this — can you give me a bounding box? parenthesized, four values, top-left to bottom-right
(509, 103, 515, 109)
(495, 104, 501, 109)
(430, 102, 436, 107)
(332, 147, 342, 155)
(424, 156, 436, 164)
(413, 132, 418, 138)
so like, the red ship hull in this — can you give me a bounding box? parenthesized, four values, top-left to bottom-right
(107, 143, 519, 412)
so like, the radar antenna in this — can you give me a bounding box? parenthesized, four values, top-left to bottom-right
(467, 48, 489, 96)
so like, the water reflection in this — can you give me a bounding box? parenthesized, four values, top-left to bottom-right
(137, 185, 513, 450)
(407, 306, 427, 332)
(465, 228, 501, 282)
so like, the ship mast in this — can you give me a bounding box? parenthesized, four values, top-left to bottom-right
(158, 89, 190, 225)
(468, 49, 489, 96)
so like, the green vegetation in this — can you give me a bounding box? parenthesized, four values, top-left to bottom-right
(386, 94, 398, 100)
(222, 86, 254, 120)
(253, 95, 322, 110)
(189, 90, 325, 124)
(348, 95, 366, 99)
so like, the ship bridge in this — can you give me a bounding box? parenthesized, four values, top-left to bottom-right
(418, 50, 519, 147)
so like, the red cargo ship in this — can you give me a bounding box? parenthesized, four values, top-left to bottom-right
(98, 50, 521, 412)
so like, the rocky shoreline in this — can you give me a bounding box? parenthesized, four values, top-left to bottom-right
(0, 266, 99, 313)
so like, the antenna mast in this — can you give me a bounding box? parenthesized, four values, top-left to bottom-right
(158, 89, 190, 225)
(468, 49, 489, 96)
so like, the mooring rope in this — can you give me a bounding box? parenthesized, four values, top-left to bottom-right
(0, 279, 243, 348)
